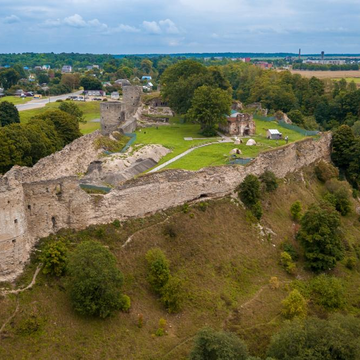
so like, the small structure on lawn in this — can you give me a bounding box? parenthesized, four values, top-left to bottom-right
(246, 139, 256, 146)
(230, 148, 242, 155)
(111, 92, 120, 100)
(218, 111, 256, 137)
(267, 129, 282, 140)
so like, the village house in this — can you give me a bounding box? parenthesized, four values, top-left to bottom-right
(111, 91, 120, 100)
(0, 88, 4, 97)
(141, 75, 152, 81)
(62, 65, 73, 73)
(115, 79, 131, 87)
(84, 90, 105, 97)
(267, 129, 283, 140)
(218, 111, 256, 137)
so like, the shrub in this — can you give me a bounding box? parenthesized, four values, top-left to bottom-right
(138, 314, 144, 328)
(281, 242, 299, 261)
(67, 241, 124, 318)
(238, 174, 261, 208)
(290, 201, 302, 221)
(163, 224, 177, 239)
(198, 201, 208, 212)
(160, 276, 184, 313)
(190, 328, 248, 360)
(16, 314, 44, 336)
(269, 277, 280, 290)
(310, 274, 344, 310)
(281, 289, 307, 319)
(280, 252, 296, 274)
(59, 101, 85, 123)
(112, 219, 121, 228)
(251, 201, 263, 220)
(119, 294, 131, 312)
(40, 240, 68, 277)
(260, 171, 278, 192)
(297, 203, 344, 271)
(325, 179, 352, 216)
(268, 315, 360, 360)
(145, 248, 170, 293)
(346, 256, 357, 270)
(155, 318, 167, 337)
(315, 160, 339, 182)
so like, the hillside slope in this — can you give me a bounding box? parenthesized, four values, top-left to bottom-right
(0, 164, 359, 360)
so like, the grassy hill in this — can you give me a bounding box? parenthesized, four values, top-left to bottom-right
(0, 165, 359, 359)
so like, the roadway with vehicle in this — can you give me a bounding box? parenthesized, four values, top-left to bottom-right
(16, 91, 83, 112)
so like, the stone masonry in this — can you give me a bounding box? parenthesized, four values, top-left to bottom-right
(0, 133, 331, 282)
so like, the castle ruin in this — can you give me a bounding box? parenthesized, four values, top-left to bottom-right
(0, 131, 332, 282)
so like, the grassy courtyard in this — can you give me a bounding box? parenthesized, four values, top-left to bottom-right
(135, 117, 312, 171)
(19, 101, 101, 134)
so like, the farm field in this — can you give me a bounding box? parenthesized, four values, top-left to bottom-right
(290, 69, 360, 79)
(0, 96, 32, 105)
(19, 101, 101, 134)
(135, 117, 310, 171)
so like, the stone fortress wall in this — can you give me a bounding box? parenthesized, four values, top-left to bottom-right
(0, 132, 332, 282)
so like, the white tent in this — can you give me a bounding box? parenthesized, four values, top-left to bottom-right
(246, 139, 256, 146)
(230, 148, 242, 155)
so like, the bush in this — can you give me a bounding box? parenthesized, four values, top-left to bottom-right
(40, 240, 68, 277)
(190, 328, 248, 360)
(310, 274, 344, 310)
(155, 318, 167, 337)
(260, 171, 278, 192)
(112, 219, 121, 228)
(290, 201, 302, 221)
(315, 160, 339, 182)
(119, 294, 131, 312)
(268, 315, 360, 360)
(67, 241, 124, 318)
(0, 101, 20, 127)
(238, 174, 261, 208)
(297, 203, 344, 271)
(280, 252, 296, 274)
(59, 101, 85, 123)
(16, 314, 44, 336)
(251, 201, 263, 220)
(324, 179, 352, 216)
(281, 289, 307, 319)
(145, 248, 170, 293)
(160, 276, 184, 313)
(269, 277, 280, 290)
(281, 242, 299, 261)
(346, 256, 357, 270)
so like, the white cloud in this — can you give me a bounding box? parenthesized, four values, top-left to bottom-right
(3, 15, 21, 24)
(42, 18, 62, 27)
(159, 19, 180, 34)
(142, 20, 162, 34)
(63, 14, 87, 27)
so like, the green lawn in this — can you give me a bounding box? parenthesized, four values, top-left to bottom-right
(19, 101, 101, 134)
(0, 96, 32, 105)
(135, 117, 310, 171)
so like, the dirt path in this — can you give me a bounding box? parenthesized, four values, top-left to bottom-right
(0, 297, 19, 334)
(1, 264, 42, 296)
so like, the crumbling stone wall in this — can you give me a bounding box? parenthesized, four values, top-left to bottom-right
(0, 133, 332, 281)
(100, 86, 142, 135)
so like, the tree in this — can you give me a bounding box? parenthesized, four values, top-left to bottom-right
(40, 240, 68, 277)
(67, 241, 124, 318)
(331, 125, 355, 171)
(61, 73, 80, 90)
(238, 175, 261, 208)
(160, 275, 184, 313)
(190, 328, 248, 360)
(260, 171, 278, 192)
(38, 72, 49, 84)
(281, 289, 307, 319)
(80, 76, 102, 90)
(290, 201, 302, 221)
(0, 101, 20, 127)
(141, 59, 153, 74)
(59, 101, 85, 123)
(352, 121, 360, 136)
(267, 315, 360, 360)
(297, 203, 344, 271)
(287, 109, 304, 127)
(34, 110, 82, 145)
(145, 248, 170, 293)
(0, 68, 21, 89)
(186, 85, 232, 136)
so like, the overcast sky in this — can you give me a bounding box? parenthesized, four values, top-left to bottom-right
(0, 0, 359, 54)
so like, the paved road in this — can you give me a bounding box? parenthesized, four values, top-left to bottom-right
(16, 91, 82, 112)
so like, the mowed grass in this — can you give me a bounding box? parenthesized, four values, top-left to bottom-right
(0, 96, 32, 105)
(19, 101, 101, 134)
(136, 116, 309, 171)
(0, 170, 359, 359)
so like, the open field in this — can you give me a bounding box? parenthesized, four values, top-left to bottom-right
(290, 69, 360, 79)
(135, 117, 310, 171)
(19, 101, 101, 134)
(0, 96, 32, 105)
(0, 169, 359, 359)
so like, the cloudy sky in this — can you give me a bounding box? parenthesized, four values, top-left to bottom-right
(0, 0, 359, 54)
